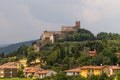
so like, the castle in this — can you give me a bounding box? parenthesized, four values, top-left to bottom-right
(62, 21, 80, 32)
(41, 21, 80, 43)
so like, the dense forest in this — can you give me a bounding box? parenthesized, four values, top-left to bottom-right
(1, 28, 120, 80)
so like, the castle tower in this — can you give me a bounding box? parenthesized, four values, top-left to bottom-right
(75, 21, 80, 29)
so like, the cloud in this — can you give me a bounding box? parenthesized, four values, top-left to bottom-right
(79, 0, 120, 24)
(0, 0, 59, 44)
(1, 0, 120, 44)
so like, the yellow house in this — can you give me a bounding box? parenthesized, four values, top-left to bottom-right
(19, 58, 27, 67)
(64, 65, 120, 78)
(80, 66, 104, 78)
(19, 58, 40, 67)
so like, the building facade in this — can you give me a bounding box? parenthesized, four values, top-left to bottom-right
(0, 62, 20, 78)
(64, 67, 81, 76)
(64, 65, 120, 78)
(37, 70, 57, 79)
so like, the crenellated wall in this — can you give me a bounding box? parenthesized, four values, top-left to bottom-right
(40, 21, 80, 43)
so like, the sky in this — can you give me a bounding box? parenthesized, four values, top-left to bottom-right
(1, 0, 120, 44)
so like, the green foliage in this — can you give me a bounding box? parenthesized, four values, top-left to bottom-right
(97, 32, 120, 40)
(0, 52, 4, 58)
(27, 46, 37, 66)
(88, 75, 100, 80)
(115, 71, 120, 80)
(40, 39, 120, 72)
(17, 69, 24, 78)
(2, 29, 120, 79)
(52, 72, 67, 80)
(62, 28, 95, 41)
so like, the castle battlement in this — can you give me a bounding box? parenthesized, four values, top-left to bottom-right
(62, 21, 80, 32)
(41, 21, 80, 43)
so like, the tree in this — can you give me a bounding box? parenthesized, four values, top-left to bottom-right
(102, 56, 111, 65)
(17, 69, 24, 78)
(27, 46, 37, 66)
(88, 74, 99, 80)
(53, 72, 67, 80)
(97, 32, 109, 40)
(0, 52, 4, 58)
(115, 71, 120, 80)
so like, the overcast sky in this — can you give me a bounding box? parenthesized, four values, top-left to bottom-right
(1, 0, 120, 44)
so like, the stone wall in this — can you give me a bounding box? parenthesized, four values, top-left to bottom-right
(40, 21, 80, 44)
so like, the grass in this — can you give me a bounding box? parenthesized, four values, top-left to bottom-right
(0, 78, 34, 80)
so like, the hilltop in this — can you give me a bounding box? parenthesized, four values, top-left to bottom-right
(0, 39, 39, 54)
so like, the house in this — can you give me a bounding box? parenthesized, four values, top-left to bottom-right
(19, 58, 27, 67)
(23, 67, 41, 78)
(37, 70, 57, 79)
(24, 67, 56, 79)
(114, 52, 120, 58)
(81, 65, 120, 78)
(64, 67, 81, 76)
(105, 66, 120, 76)
(80, 66, 103, 78)
(64, 65, 120, 78)
(89, 50, 97, 57)
(19, 58, 40, 67)
(0, 62, 20, 78)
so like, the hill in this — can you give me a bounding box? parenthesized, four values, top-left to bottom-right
(0, 44, 10, 48)
(0, 39, 40, 54)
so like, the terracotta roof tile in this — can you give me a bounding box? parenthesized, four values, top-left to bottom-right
(0, 62, 19, 69)
(108, 66, 120, 70)
(64, 68, 81, 73)
(24, 67, 41, 73)
(81, 66, 103, 69)
(37, 70, 49, 74)
(115, 52, 120, 55)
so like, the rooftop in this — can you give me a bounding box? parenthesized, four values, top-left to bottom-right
(37, 70, 49, 74)
(0, 62, 20, 69)
(81, 66, 104, 69)
(64, 67, 81, 73)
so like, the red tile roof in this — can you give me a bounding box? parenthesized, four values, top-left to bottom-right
(37, 70, 49, 74)
(24, 67, 41, 73)
(108, 66, 120, 70)
(81, 66, 103, 69)
(64, 68, 81, 73)
(0, 65, 18, 69)
(0, 62, 19, 69)
(115, 52, 120, 55)
(89, 50, 97, 56)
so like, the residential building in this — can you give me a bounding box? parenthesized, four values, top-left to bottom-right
(37, 70, 57, 79)
(24, 67, 56, 79)
(64, 67, 81, 76)
(80, 65, 120, 78)
(81, 66, 103, 78)
(89, 49, 97, 57)
(19, 58, 27, 67)
(115, 52, 120, 58)
(105, 66, 120, 76)
(23, 67, 41, 78)
(0, 62, 20, 78)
